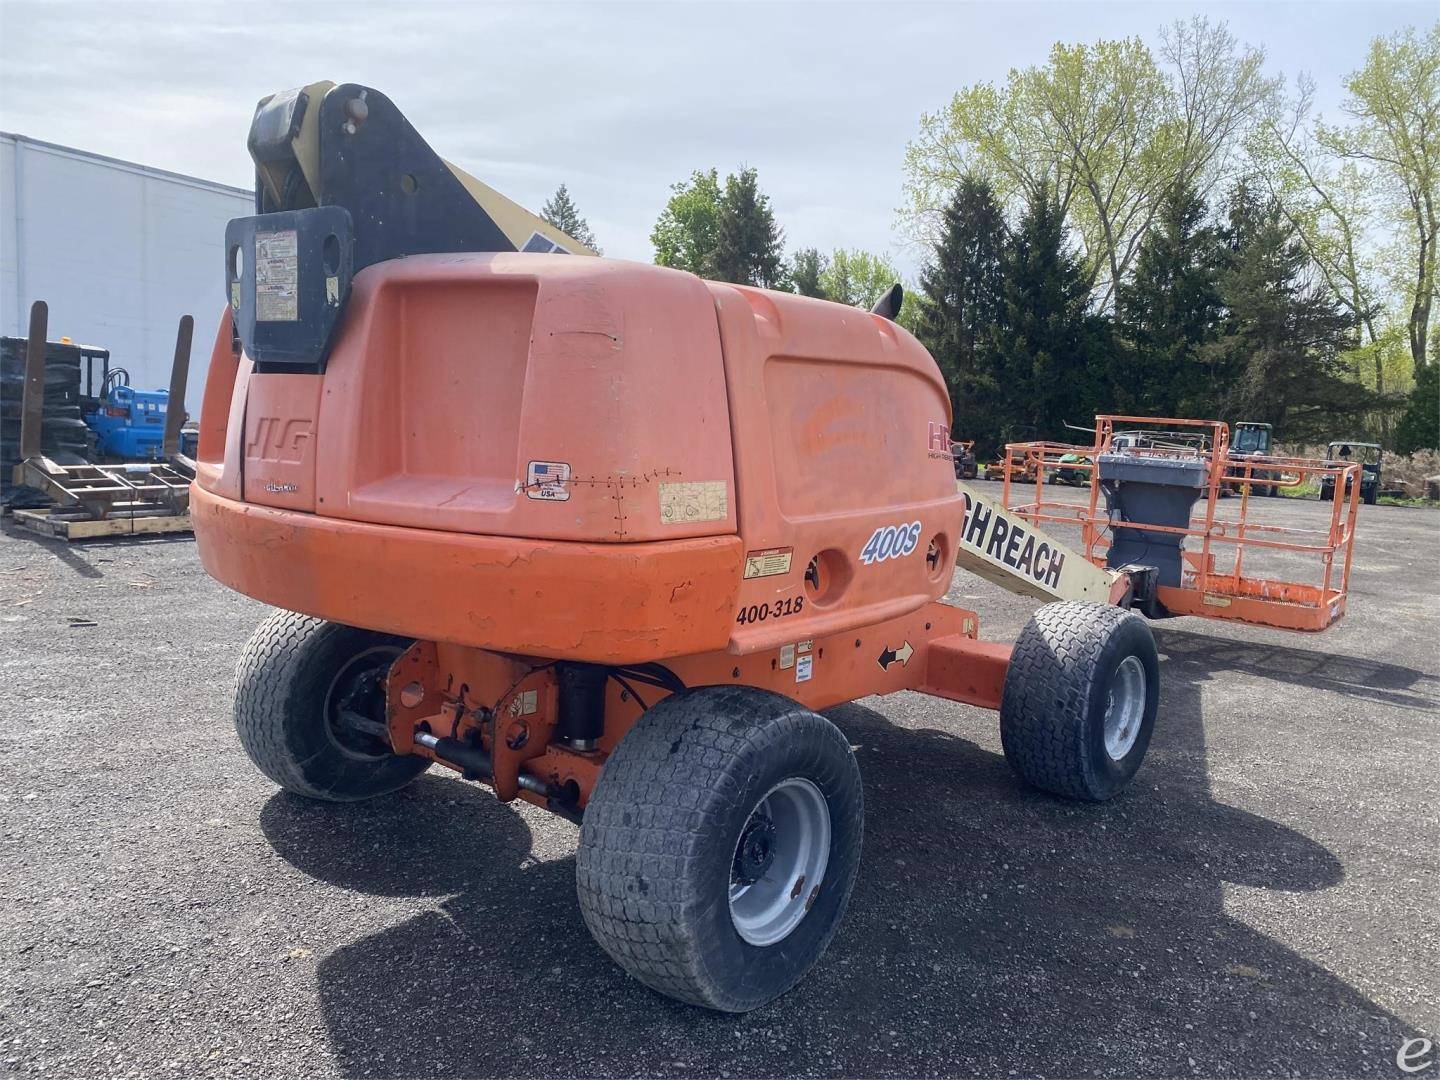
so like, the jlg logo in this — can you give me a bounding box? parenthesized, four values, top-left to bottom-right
(247, 417, 312, 464)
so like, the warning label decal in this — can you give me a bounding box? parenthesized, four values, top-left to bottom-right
(255, 230, 299, 323)
(508, 689, 539, 716)
(744, 547, 793, 579)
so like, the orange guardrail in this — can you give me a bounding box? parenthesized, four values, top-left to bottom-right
(998, 416, 1362, 631)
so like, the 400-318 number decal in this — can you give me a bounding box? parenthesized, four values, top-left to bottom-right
(735, 596, 805, 624)
(858, 521, 922, 565)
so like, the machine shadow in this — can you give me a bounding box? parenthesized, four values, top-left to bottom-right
(270, 657, 1418, 1078)
(1, 523, 105, 579)
(259, 773, 536, 899)
(1, 521, 194, 578)
(1156, 625, 1440, 711)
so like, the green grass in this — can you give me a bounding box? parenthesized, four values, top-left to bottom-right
(1378, 494, 1440, 508)
(1274, 482, 1438, 507)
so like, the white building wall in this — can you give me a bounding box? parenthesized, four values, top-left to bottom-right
(0, 134, 251, 414)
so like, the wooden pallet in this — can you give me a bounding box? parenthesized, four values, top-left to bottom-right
(10, 507, 192, 540)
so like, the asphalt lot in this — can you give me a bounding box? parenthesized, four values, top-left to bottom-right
(1, 491, 1436, 1078)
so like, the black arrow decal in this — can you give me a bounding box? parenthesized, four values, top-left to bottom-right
(877, 641, 915, 671)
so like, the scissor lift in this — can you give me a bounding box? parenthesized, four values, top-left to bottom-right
(9, 301, 197, 540)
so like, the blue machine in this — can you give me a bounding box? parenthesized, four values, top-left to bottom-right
(85, 382, 172, 461)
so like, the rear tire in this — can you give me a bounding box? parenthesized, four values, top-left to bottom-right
(576, 686, 863, 1012)
(234, 611, 429, 801)
(999, 601, 1159, 802)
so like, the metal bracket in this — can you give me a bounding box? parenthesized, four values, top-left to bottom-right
(225, 205, 354, 372)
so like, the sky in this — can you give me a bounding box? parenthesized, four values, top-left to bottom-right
(0, 1, 1432, 278)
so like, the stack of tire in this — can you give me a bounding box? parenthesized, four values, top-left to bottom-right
(2, 336, 92, 508)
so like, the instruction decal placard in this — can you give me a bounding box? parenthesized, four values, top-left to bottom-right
(254, 229, 299, 323)
(659, 481, 728, 525)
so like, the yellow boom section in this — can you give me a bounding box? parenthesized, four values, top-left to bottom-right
(254, 80, 595, 257)
(956, 482, 1119, 604)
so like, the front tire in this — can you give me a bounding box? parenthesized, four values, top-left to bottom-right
(999, 601, 1159, 802)
(234, 611, 430, 801)
(576, 686, 863, 1012)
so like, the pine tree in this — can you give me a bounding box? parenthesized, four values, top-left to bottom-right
(789, 248, 828, 299)
(989, 185, 1097, 443)
(711, 168, 786, 288)
(914, 177, 1008, 447)
(1207, 183, 1365, 440)
(1115, 183, 1224, 417)
(1394, 358, 1439, 452)
(540, 184, 601, 254)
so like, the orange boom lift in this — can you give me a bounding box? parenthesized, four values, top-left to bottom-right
(194, 84, 1356, 1012)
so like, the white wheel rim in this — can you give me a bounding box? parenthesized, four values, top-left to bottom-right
(1103, 654, 1147, 761)
(728, 777, 831, 947)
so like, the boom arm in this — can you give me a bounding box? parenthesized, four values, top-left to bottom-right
(956, 483, 1125, 605)
(249, 81, 593, 260)
(228, 82, 592, 373)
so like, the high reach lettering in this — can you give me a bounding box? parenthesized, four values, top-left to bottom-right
(960, 490, 1065, 591)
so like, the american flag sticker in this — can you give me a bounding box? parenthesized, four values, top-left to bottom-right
(526, 460, 572, 501)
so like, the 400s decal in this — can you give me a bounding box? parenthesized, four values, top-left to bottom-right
(859, 521, 922, 565)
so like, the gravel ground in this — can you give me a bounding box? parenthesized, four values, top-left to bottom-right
(0, 493, 1436, 1078)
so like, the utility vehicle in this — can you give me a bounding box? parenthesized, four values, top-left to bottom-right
(193, 83, 1359, 1011)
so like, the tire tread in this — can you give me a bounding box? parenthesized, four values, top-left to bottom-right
(234, 610, 426, 801)
(999, 601, 1147, 801)
(576, 687, 861, 1010)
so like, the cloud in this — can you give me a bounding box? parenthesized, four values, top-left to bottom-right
(1, 0, 1430, 277)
